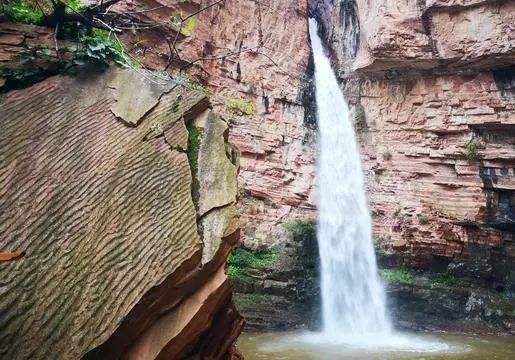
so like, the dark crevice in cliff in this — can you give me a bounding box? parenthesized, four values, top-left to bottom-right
(492, 65, 515, 98)
(298, 49, 317, 130)
(338, 0, 360, 59)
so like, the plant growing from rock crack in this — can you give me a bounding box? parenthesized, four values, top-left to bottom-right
(465, 139, 483, 162)
(226, 97, 256, 115)
(417, 213, 429, 225)
(355, 102, 367, 130)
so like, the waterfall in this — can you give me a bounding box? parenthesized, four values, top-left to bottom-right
(308, 18, 392, 340)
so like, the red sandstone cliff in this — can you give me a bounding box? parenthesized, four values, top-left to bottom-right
(314, 0, 515, 286)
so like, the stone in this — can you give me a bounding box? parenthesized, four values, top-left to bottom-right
(110, 70, 174, 126)
(114, 0, 318, 247)
(196, 111, 239, 218)
(0, 67, 242, 359)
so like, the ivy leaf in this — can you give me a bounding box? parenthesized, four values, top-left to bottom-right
(88, 42, 106, 52)
(180, 17, 197, 36)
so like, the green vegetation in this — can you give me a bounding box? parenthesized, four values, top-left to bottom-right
(0, 1, 137, 90)
(67, 30, 129, 70)
(1, 0, 44, 24)
(227, 247, 279, 281)
(186, 125, 201, 175)
(0, 67, 52, 89)
(186, 125, 201, 206)
(0, 0, 84, 24)
(355, 102, 367, 129)
(171, 12, 198, 36)
(379, 268, 413, 284)
(465, 139, 482, 162)
(429, 271, 467, 288)
(228, 247, 279, 270)
(284, 220, 316, 237)
(417, 213, 429, 225)
(226, 98, 256, 115)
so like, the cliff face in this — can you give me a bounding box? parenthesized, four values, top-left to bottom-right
(0, 62, 242, 359)
(157, 0, 318, 248)
(315, 0, 515, 289)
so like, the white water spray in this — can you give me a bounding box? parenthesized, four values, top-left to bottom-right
(308, 18, 392, 340)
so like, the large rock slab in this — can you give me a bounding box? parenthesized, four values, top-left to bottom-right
(0, 67, 242, 359)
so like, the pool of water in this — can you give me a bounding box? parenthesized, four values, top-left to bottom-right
(238, 331, 515, 360)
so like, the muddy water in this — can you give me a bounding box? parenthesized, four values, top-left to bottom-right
(238, 332, 515, 360)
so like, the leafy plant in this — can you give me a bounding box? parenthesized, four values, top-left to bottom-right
(0, 0, 84, 24)
(67, 30, 128, 70)
(284, 220, 315, 237)
(227, 247, 279, 271)
(171, 12, 198, 36)
(226, 97, 256, 115)
(465, 139, 482, 162)
(380, 268, 413, 284)
(1, 0, 44, 24)
(0, 67, 53, 89)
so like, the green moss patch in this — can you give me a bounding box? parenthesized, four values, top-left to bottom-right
(226, 97, 256, 115)
(379, 268, 413, 284)
(186, 125, 201, 205)
(284, 220, 316, 237)
(228, 247, 279, 271)
(465, 139, 482, 162)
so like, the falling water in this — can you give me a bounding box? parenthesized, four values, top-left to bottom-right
(308, 19, 392, 340)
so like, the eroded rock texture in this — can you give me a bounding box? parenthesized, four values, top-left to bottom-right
(316, 0, 515, 291)
(0, 67, 243, 359)
(110, 0, 318, 248)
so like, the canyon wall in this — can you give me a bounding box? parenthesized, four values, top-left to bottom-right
(150, 0, 318, 248)
(314, 0, 515, 296)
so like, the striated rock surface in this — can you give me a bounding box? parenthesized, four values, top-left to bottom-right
(0, 66, 243, 359)
(114, 0, 318, 247)
(314, 0, 515, 295)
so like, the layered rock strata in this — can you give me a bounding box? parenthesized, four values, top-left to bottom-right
(314, 0, 515, 293)
(0, 66, 242, 359)
(108, 0, 318, 248)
